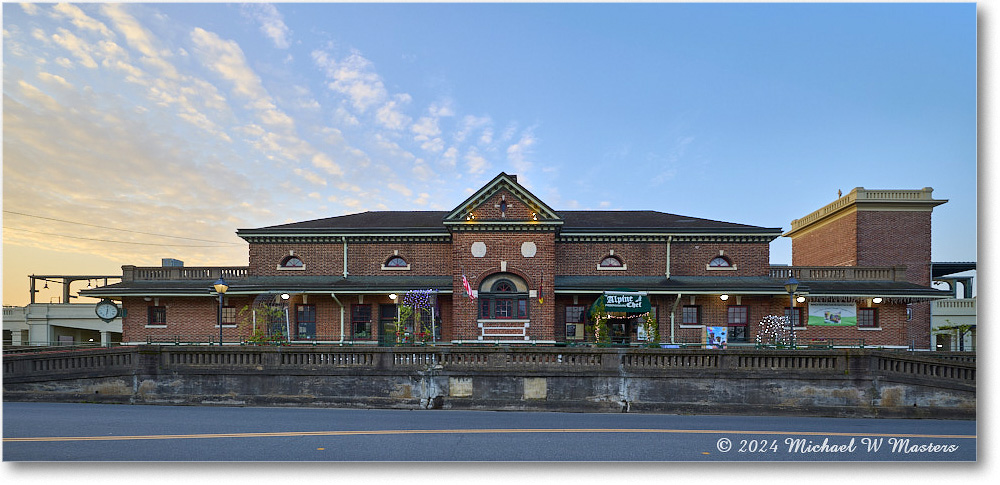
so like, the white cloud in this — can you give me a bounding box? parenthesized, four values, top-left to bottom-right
(37, 71, 73, 90)
(20, 3, 40, 15)
(412, 161, 434, 181)
(455, 115, 491, 143)
(376, 95, 412, 131)
(311, 152, 343, 177)
(441, 146, 459, 167)
(317, 51, 389, 113)
(50, 28, 98, 68)
(465, 148, 489, 175)
(241, 3, 291, 49)
(388, 182, 413, 197)
(17, 80, 62, 112)
(413, 116, 444, 152)
(412, 116, 440, 138)
(52, 3, 115, 39)
(102, 4, 179, 80)
(429, 100, 455, 118)
(190, 27, 270, 103)
(294, 168, 327, 186)
(480, 127, 494, 145)
(507, 131, 537, 174)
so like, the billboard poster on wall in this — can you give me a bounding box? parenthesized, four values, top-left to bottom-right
(807, 303, 857, 326)
(705, 326, 728, 349)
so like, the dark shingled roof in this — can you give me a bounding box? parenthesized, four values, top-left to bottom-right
(557, 211, 778, 233)
(242, 211, 449, 232)
(239, 210, 781, 235)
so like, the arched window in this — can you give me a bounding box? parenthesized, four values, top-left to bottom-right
(492, 280, 514, 292)
(279, 256, 304, 269)
(479, 274, 529, 320)
(381, 255, 411, 270)
(598, 255, 626, 270)
(385, 256, 407, 267)
(707, 255, 736, 271)
(708, 256, 731, 267)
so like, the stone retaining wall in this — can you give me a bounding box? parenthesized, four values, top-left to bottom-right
(2, 346, 976, 419)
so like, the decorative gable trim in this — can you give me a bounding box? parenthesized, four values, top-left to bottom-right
(443, 173, 562, 228)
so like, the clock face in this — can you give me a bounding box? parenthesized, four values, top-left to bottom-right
(96, 301, 119, 320)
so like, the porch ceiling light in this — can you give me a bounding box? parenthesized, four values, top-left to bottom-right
(719, 294, 729, 301)
(872, 297, 883, 304)
(281, 293, 290, 300)
(797, 296, 806, 303)
(389, 293, 398, 301)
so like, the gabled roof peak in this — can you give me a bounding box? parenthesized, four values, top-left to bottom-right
(443, 172, 562, 224)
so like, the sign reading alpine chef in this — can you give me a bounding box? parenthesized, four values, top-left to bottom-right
(602, 290, 651, 312)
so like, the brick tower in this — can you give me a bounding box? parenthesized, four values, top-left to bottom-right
(784, 187, 947, 349)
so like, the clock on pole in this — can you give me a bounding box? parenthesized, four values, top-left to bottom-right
(95, 299, 120, 322)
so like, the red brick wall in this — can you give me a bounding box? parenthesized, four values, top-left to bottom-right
(669, 242, 771, 277)
(470, 189, 535, 220)
(653, 295, 907, 347)
(122, 295, 253, 343)
(857, 211, 932, 285)
(856, 211, 933, 349)
(555, 241, 770, 277)
(451, 231, 556, 341)
(249, 241, 451, 277)
(791, 208, 933, 348)
(790, 211, 858, 266)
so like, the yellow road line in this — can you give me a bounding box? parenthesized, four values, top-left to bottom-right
(4, 428, 977, 443)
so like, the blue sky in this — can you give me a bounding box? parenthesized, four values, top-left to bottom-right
(2, 2, 978, 306)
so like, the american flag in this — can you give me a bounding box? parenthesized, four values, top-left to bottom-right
(462, 274, 474, 300)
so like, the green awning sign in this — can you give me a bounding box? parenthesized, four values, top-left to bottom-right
(602, 290, 650, 313)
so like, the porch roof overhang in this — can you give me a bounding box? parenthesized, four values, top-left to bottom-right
(80, 276, 454, 299)
(553, 275, 794, 295)
(552, 275, 953, 301)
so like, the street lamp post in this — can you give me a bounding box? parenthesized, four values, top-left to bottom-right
(784, 277, 799, 349)
(214, 277, 229, 346)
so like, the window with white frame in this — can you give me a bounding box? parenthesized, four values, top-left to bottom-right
(598, 255, 626, 270)
(278, 255, 305, 270)
(707, 255, 736, 271)
(381, 255, 411, 270)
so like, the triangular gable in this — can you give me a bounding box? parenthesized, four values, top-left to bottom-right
(444, 172, 562, 224)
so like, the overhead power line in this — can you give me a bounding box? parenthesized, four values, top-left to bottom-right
(3, 226, 241, 248)
(3, 210, 242, 245)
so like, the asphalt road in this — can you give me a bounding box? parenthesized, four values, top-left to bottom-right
(2, 402, 976, 462)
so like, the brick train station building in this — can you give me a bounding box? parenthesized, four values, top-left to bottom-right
(85, 173, 951, 348)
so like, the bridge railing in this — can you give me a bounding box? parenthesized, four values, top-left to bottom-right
(3, 345, 975, 388)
